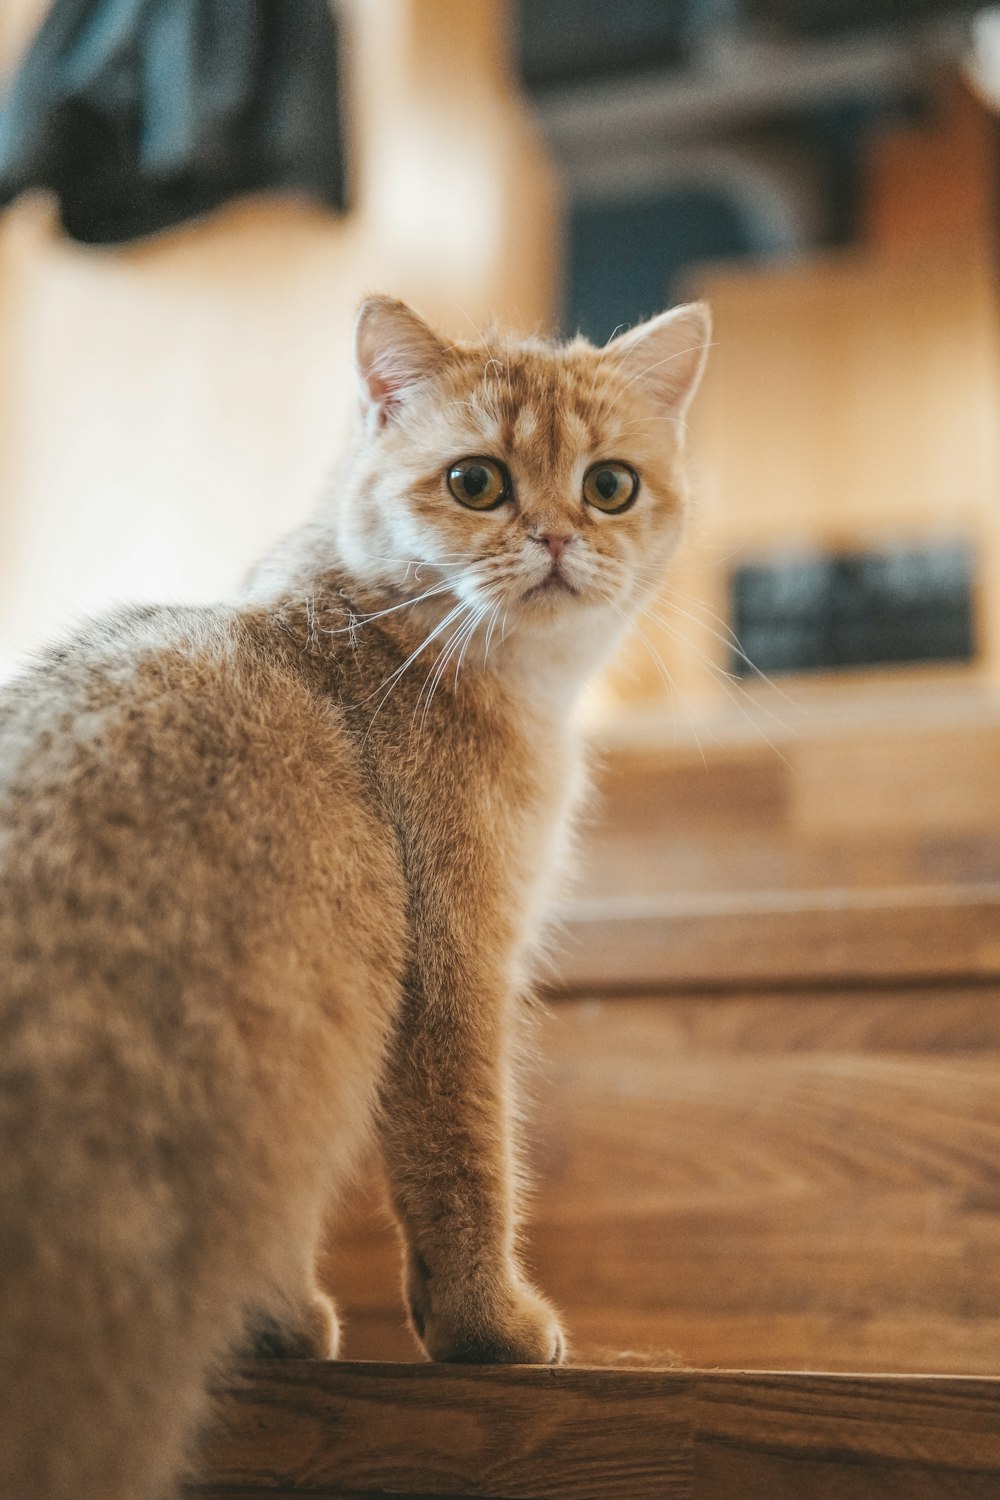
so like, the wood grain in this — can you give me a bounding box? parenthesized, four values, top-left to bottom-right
(579, 691, 1000, 916)
(207, 689, 1000, 1492)
(319, 988, 1000, 1376)
(190, 1362, 695, 1498)
(184, 1492, 471, 1499)
(790, 722, 1000, 837)
(530, 992, 1000, 1375)
(694, 1373, 1000, 1500)
(184, 1363, 1000, 1498)
(555, 885, 1000, 991)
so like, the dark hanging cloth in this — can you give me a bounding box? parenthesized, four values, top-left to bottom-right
(0, 0, 346, 245)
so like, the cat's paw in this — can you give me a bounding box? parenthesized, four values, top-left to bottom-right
(245, 1290, 340, 1360)
(409, 1268, 566, 1365)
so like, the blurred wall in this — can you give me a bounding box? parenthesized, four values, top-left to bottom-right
(0, 0, 557, 672)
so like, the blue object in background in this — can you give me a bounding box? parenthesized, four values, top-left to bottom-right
(566, 188, 752, 344)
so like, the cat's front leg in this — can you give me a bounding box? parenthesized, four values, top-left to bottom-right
(404, 1246, 565, 1365)
(378, 972, 566, 1365)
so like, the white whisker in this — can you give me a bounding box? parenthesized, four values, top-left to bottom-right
(626, 601, 792, 762)
(361, 597, 473, 746)
(415, 600, 489, 735)
(601, 592, 710, 764)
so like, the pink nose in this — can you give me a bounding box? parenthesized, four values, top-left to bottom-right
(535, 532, 573, 563)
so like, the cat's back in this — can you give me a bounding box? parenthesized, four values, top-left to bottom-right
(0, 605, 408, 1500)
(0, 600, 407, 1018)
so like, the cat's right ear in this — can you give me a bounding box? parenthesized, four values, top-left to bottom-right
(354, 297, 447, 426)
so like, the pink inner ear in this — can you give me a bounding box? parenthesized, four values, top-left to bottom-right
(363, 348, 445, 425)
(609, 303, 711, 418)
(364, 366, 404, 425)
(360, 349, 439, 427)
(355, 299, 446, 425)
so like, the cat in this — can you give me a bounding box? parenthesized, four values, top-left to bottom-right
(0, 293, 710, 1500)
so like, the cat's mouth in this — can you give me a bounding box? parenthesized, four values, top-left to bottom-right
(522, 573, 580, 602)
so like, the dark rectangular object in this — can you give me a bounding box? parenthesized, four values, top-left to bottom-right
(729, 541, 976, 677)
(746, 0, 975, 37)
(515, 0, 689, 90)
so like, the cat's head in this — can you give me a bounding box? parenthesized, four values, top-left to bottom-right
(338, 296, 710, 672)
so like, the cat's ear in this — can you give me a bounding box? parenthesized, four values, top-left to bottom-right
(354, 297, 447, 424)
(608, 302, 712, 420)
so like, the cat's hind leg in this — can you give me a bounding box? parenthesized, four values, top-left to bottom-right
(244, 1285, 340, 1359)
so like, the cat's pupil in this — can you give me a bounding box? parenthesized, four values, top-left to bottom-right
(595, 469, 618, 501)
(464, 466, 489, 498)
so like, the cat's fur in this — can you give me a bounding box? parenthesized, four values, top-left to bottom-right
(0, 295, 709, 1500)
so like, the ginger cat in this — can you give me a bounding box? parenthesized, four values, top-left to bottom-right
(0, 295, 709, 1499)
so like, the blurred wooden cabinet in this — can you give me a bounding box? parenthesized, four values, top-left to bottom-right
(610, 235, 1000, 711)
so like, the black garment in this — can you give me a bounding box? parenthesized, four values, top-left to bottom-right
(0, 0, 346, 245)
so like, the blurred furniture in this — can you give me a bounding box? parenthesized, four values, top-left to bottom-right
(527, 1, 977, 338)
(609, 232, 1000, 712)
(603, 79, 1000, 716)
(0, 0, 347, 245)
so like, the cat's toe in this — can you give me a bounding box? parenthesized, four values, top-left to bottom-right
(501, 1291, 567, 1365)
(245, 1291, 340, 1360)
(417, 1282, 567, 1366)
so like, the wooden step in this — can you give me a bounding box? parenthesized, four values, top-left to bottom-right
(319, 989, 1000, 1375)
(565, 692, 1000, 991)
(187, 694, 1000, 1496)
(186, 1361, 1000, 1498)
(556, 883, 1000, 991)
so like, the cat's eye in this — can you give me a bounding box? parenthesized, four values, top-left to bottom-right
(583, 462, 639, 514)
(447, 457, 510, 511)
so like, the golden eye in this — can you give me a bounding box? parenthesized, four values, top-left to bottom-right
(447, 457, 509, 510)
(583, 461, 639, 514)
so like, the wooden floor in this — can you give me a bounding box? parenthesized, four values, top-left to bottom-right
(192, 680, 1000, 1495)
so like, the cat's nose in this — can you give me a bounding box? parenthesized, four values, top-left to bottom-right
(533, 532, 574, 563)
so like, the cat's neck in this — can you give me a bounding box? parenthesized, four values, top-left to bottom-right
(243, 528, 624, 723)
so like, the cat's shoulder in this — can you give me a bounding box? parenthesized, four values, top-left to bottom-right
(0, 600, 341, 775)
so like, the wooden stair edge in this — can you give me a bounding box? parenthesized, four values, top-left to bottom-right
(584, 675, 1000, 763)
(186, 1360, 1000, 1498)
(552, 882, 1000, 992)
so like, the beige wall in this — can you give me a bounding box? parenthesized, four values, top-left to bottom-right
(0, 0, 557, 671)
(8, 8, 997, 722)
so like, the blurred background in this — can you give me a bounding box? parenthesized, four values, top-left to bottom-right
(4, 0, 1000, 1379)
(2, 0, 999, 713)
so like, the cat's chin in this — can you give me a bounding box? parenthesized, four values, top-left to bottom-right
(519, 575, 582, 607)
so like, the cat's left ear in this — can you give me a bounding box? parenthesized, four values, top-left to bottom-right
(609, 302, 712, 420)
(354, 296, 447, 425)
